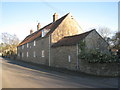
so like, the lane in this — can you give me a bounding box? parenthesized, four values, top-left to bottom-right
(1, 57, 118, 88)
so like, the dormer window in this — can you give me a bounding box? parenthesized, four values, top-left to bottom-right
(34, 41, 36, 46)
(42, 29, 45, 37)
(42, 29, 50, 37)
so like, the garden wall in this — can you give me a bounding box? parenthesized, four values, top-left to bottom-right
(79, 59, 119, 77)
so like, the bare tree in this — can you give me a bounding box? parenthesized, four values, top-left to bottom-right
(2, 33, 19, 45)
(1, 32, 20, 56)
(98, 26, 111, 39)
(112, 31, 120, 49)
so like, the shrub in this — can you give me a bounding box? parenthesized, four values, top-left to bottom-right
(78, 50, 120, 63)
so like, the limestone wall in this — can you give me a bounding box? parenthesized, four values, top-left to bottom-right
(17, 36, 50, 66)
(85, 30, 109, 53)
(79, 59, 119, 77)
(51, 45, 78, 70)
(51, 14, 83, 43)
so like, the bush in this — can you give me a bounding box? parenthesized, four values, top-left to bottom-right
(79, 50, 120, 63)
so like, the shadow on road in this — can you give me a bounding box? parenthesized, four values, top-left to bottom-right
(2, 58, 119, 79)
(2, 57, 119, 88)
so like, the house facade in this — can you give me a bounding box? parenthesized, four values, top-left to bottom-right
(17, 13, 109, 71)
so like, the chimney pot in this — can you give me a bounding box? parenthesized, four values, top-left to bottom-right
(53, 13, 58, 22)
(37, 23, 41, 30)
(30, 29, 33, 34)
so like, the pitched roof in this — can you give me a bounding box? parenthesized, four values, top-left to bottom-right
(18, 13, 69, 46)
(52, 29, 95, 47)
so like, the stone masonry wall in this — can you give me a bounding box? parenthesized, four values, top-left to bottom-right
(51, 45, 78, 70)
(79, 59, 119, 77)
(51, 13, 83, 43)
(85, 30, 109, 53)
(17, 36, 50, 66)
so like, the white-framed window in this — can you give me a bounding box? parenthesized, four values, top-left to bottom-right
(18, 53, 20, 57)
(68, 55, 71, 62)
(22, 52, 24, 57)
(42, 30, 45, 37)
(22, 45, 24, 49)
(27, 43, 29, 48)
(42, 29, 50, 37)
(34, 41, 36, 46)
(27, 52, 28, 57)
(33, 51, 36, 57)
(42, 50, 45, 57)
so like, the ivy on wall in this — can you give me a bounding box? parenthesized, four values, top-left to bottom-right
(78, 40, 86, 53)
(78, 40, 120, 63)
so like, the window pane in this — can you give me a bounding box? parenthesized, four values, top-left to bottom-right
(68, 55, 71, 62)
(42, 50, 44, 57)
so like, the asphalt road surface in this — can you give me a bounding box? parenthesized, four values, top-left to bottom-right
(1, 57, 119, 88)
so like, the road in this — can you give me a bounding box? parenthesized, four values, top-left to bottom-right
(1, 57, 119, 88)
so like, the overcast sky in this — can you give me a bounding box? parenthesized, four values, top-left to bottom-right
(0, 1, 118, 42)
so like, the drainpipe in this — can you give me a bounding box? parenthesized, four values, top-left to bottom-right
(76, 43, 79, 69)
(49, 35, 51, 66)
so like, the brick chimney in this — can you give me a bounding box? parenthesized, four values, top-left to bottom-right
(53, 13, 58, 22)
(37, 23, 41, 30)
(30, 29, 34, 34)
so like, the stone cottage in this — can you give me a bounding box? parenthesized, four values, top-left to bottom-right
(51, 29, 109, 70)
(17, 13, 109, 71)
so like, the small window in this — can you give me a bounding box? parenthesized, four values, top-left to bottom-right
(68, 55, 71, 62)
(33, 51, 36, 57)
(18, 53, 20, 57)
(22, 45, 24, 49)
(22, 52, 24, 57)
(42, 30, 45, 37)
(34, 41, 36, 46)
(27, 43, 29, 48)
(27, 52, 28, 57)
(42, 50, 45, 57)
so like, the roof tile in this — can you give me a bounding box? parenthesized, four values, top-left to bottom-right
(18, 13, 69, 46)
(52, 29, 95, 47)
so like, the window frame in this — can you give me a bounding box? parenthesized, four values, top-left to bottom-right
(27, 52, 29, 57)
(33, 51, 36, 57)
(68, 55, 71, 62)
(34, 41, 36, 46)
(42, 50, 45, 57)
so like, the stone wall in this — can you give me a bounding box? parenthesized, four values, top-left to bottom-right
(51, 45, 78, 70)
(51, 13, 83, 43)
(17, 29, 118, 77)
(17, 36, 50, 66)
(79, 59, 119, 77)
(85, 30, 109, 53)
